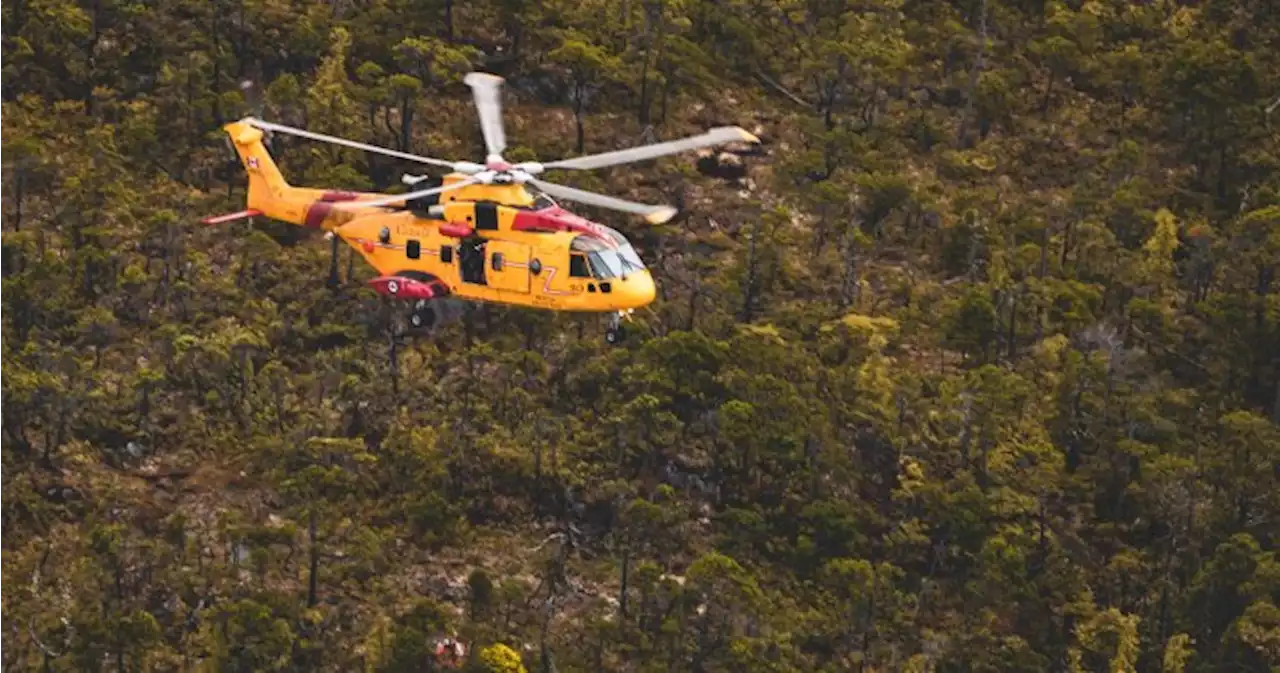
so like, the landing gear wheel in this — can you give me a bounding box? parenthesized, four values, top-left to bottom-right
(409, 301, 437, 331)
(605, 311, 626, 345)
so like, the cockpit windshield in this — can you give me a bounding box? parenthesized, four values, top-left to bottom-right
(570, 227, 647, 279)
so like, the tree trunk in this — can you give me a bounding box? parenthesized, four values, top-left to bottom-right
(686, 273, 700, 332)
(85, 0, 103, 115)
(12, 168, 23, 232)
(637, 0, 662, 125)
(389, 329, 400, 396)
(619, 544, 630, 619)
(741, 225, 759, 323)
(660, 64, 671, 124)
(444, 0, 454, 42)
(307, 510, 319, 607)
(1041, 74, 1055, 118)
(1271, 365, 1280, 424)
(652, 13, 670, 125)
(7, 0, 29, 84)
(327, 234, 341, 288)
(956, 0, 987, 148)
(211, 6, 223, 125)
(573, 84, 586, 155)
(1007, 288, 1017, 359)
(840, 227, 860, 309)
(1060, 220, 1074, 269)
(399, 96, 414, 152)
(638, 55, 651, 125)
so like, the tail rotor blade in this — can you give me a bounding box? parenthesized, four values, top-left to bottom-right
(239, 79, 266, 119)
(528, 178, 677, 224)
(464, 72, 508, 158)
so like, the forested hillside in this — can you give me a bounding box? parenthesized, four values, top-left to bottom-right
(3, 0, 1279, 671)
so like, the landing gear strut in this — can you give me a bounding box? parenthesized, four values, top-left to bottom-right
(326, 233, 341, 288)
(605, 311, 626, 345)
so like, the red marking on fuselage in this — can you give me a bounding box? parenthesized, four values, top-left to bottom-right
(304, 202, 333, 228)
(510, 210, 551, 232)
(304, 192, 362, 228)
(540, 266, 572, 296)
(368, 275, 449, 299)
(439, 223, 474, 238)
(511, 207, 619, 247)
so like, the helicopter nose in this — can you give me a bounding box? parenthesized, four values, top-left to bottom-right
(619, 271, 656, 309)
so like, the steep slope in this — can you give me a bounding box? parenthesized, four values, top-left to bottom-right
(3, 1, 1279, 671)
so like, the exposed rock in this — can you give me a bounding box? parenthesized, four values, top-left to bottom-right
(696, 150, 747, 180)
(424, 572, 470, 603)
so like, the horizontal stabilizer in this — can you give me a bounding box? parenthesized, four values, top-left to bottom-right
(201, 209, 262, 225)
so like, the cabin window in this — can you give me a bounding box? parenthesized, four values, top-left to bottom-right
(476, 202, 499, 230)
(407, 240, 421, 259)
(440, 246, 453, 264)
(569, 254, 591, 278)
(491, 252, 505, 271)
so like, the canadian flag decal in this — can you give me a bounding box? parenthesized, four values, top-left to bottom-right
(247, 156, 259, 169)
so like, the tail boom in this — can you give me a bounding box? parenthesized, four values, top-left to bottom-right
(222, 119, 398, 231)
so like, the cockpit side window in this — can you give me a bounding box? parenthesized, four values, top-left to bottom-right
(569, 232, 646, 279)
(569, 253, 591, 278)
(588, 251, 625, 279)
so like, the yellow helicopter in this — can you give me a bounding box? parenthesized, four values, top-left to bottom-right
(206, 72, 759, 343)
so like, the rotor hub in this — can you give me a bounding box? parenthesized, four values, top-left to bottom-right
(485, 155, 512, 172)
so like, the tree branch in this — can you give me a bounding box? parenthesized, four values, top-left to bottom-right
(28, 619, 64, 658)
(754, 70, 813, 108)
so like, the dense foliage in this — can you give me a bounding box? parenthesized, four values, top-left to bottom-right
(3, 0, 1279, 671)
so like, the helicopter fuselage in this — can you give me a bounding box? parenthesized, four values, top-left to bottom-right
(333, 178, 657, 313)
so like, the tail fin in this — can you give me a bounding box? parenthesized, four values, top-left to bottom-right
(224, 120, 290, 212)
(221, 119, 387, 229)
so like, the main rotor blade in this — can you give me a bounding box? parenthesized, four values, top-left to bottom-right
(528, 178, 677, 224)
(463, 73, 507, 158)
(334, 175, 486, 210)
(244, 117, 466, 171)
(538, 127, 760, 172)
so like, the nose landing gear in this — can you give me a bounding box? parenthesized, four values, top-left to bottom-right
(605, 311, 628, 345)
